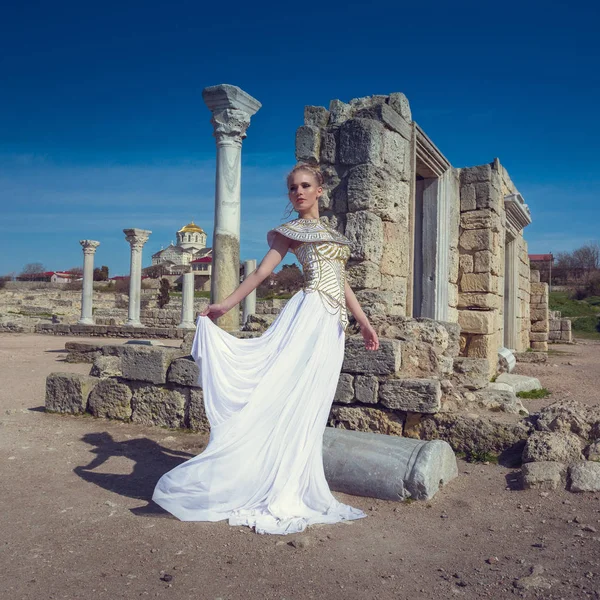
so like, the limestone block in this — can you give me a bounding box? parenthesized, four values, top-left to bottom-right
(167, 356, 201, 388)
(458, 310, 496, 335)
(329, 406, 404, 436)
(530, 270, 541, 283)
(560, 331, 572, 342)
(459, 254, 474, 274)
(355, 289, 395, 317)
(379, 379, 441, 413)
(328, 99, 352, 126)
(338, 118, 383, 165)
(536, 400, 599, 439)
(448, 284, 458, 309)
(87, 378, 133, 420)
(460, 273, 495, 293)
(531, 341, 548, 351)
(387, 92, 412, 122)
(355, 103, 411, 142)
(521, 462, 567, 491)
(343, 336, 401, 375)
(354, 375, 379, 404)
(382, 129, 410, 180)
(347, 164, 409, 224)
(459, 229, 494, 252)
(323, 428, 457, 501)
(460, 184, 477, 212)
(45, 372, 99, 414)
(531, 320, 549, 333)
(304, 105, 329, 128)
(522, 431, 583, 464)
(121, 346, 182, 384)
(380, 221, 409, 277)
(472, 388, 528, 415)
(561, 319, 572, 331)
(90, 355, 122, 378)
(496, 373, 541, 393)
(458, 292, 501, 310)
(461, 209, 501, 232)
(345, 211, 384, 264)
(474, 250, 501, 276)
(449, 248, 460, 282)
(461, 164, 492, 185)
(131, 384, 186, 428)
(529, 332, 548, 342)
(320, 131, 337, 164)
(584, 440, 600, 461)
(452, 357, 491, 390)
(530, 282, 548, 295)
(186, 389, 209, 432)
(334, 373, 354, 404)
(569, 462, 600, 492)
(549, 320, 561, 331)
(474, 182, 500, 211)
(295, 125, 320, 163)
(531, 308, 548, 322)
(346, 261, 382, 290)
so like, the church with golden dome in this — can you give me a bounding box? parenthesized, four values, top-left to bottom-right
(150, 222, 212, 279)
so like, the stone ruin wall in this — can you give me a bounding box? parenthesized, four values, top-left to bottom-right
(530, 270, 549, 351)
(548, 310, 573, 344)
(296, 94, 413, 318)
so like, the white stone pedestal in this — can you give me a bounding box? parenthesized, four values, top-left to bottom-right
(78, 240, 100, 325)
(203, 84, 261, 332)
(123, 228, 151, 327)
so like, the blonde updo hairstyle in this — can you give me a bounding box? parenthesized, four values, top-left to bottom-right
(284, 163, 324, 218)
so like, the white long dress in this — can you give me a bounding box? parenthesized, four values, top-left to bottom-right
(152, 218, 367, 535)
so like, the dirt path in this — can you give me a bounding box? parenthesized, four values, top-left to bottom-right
(2, 334, 600, 600)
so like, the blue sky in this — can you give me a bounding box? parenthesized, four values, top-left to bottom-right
(1, 0, 598, 276)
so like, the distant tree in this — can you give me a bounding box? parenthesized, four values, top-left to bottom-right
(67, 266, 84, 278)
(554, 242, 600, 285)
(158, 278, 171, 308)
(21, 262, 45, 275)
(144, 264, 169, 278)
(93, 265, 109, 281)
(256, 273, 276, 298)
(275, 264, 303, 294)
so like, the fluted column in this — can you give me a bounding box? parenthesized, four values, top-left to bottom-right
(123, 228, 151, 327)
(203, 84, 261, 331)
(178, 268, 195, 329)
(242, 259, 257, 326)
(78, 240, 100, 325)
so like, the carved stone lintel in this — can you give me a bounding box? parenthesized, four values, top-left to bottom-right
(211, 109, 251, 146)
(80, 240, 100, 255)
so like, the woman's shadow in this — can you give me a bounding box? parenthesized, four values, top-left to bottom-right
(73, 432, 196, 516)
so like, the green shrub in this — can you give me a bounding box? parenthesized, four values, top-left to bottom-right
(517, 388, 551, 399)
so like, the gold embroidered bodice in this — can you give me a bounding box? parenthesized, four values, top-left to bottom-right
(267, 218, 352, 330)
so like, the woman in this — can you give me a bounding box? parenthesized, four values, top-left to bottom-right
(152, 164, 380, 535)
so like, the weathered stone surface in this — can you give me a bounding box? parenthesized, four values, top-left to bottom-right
(345, 210, 384, 264)
(459, 255, 473, 274)
(472, 388, 528, 415)
(458, 310, 496, 335)
(186, 389, 209, 432)
(460, 184, 477, 212)
(380, 221, 409, 277)
(452, 357, 490, 390)
(530, 308, 548, 322)
(343, 336, 401, 375)
(320, 131, 337, 164)
(458, 292, 501, 310)
(569, 462, 600, 492)
(338, 118, 383, 165)
(354, 103, 411, 142)
(531, 320, 549, 333)
(474, 250, 501, 275)
(355, 375, 379, 404)
(167, 356, 201, 388)
(535, 400, 600, 439)
(531, 341, 549, 352)
(379, 379, 441, 413)
(354, 289, 395, 317)
(304, 105, 329, 128)
(90, 355, 122, 378)
(382, 129, 410, 180)
(530, 270, 541, 283)
(496, 373, 541, 393)
(521, 461, 567, 490)
(295, 125, 320, 164)
(584, 440, 600, 461)
(87, 378, 132, 420)
(329, 406, 404, 436)
(347, 165, 409, 223)
(522, 431, 583, 464)
(461, 164, 492, 185)
(346, 261, 382, 289)
(180, 331, 195, 354)
(417, 412, 532, 454)
(45, 372, 99, 414)
(328, 99, 352, 126)
(387, 92, 412, 122)
(459, 229, 494, 252)
(461, 209, 502, 232)
(334, 374, 354, 404)
(460, 273, 497, 293)
(121, 346, 182, 384)
(131, 384, 186, 428)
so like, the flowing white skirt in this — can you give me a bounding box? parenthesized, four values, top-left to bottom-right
(152, 290, 367, 535)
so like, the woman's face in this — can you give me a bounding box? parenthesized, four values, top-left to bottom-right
(287, 170, 322, 214)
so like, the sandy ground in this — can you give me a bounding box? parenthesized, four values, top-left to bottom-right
(2, 334, 600, 600)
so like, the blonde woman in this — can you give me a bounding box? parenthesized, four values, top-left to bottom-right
(153, 164, 380, 534)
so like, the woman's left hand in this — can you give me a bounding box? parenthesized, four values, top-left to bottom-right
(361, 323, 379, 351)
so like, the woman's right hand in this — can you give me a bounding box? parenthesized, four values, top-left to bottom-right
(200, 303, 229, 321)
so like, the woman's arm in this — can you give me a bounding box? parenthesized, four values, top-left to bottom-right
(345, 281, 380, 351)
(201, 233, 291, 319)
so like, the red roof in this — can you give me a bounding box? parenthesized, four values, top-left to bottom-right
(191, 256, 212, 263)
(529, 254, 553, 261)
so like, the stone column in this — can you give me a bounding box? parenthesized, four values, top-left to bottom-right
(203, 84, 261, 331)
(178, 269, 195, 329)
(242, 259, 257, 326)
(78, 240, 100, 325)
(123, 228, 151, 327)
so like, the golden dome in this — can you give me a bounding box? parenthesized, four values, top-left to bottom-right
(178, 221, 204, 234)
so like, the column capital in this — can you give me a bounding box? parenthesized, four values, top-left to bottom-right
(123, 228, 151, 250)
(203, 84, 261, 147)
(80, 240, 100, 255)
